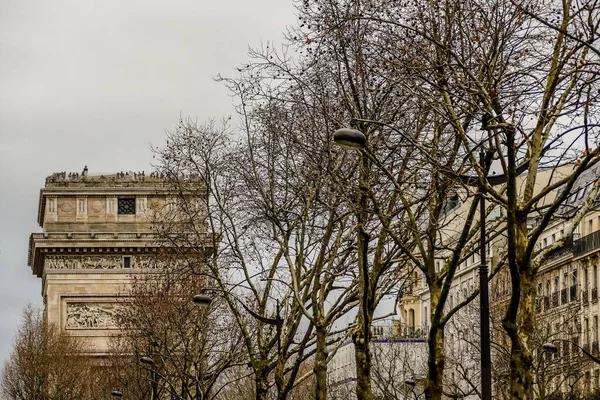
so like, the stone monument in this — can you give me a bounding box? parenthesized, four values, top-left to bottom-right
(27, 169, 209, 355)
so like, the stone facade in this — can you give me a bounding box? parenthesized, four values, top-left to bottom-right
(27, 169, 209, 355)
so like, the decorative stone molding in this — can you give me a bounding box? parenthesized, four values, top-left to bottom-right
(46, 197, 58, 222)
(44, 255, 188, 270)
(76, 197, 88, 221)
(45, 171, 203, 189)
(60, 201, 73, 213)
(66, 302, 121, 329)
(91, 200, 103, 213)
(46, 255, 122, 270)
(136, 197, 147, 216)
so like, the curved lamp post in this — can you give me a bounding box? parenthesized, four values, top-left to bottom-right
(139, 356, 158, 400)
(193, 291, 283, 354)
(333, 127, 374, 397)
(332, 126, 526, 400)
(543, 339, 600, 364)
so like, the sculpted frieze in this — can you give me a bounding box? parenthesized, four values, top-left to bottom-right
(44, 255, 187, 270)
(45, 255, 122, 270)
(66, 302, 121, 329)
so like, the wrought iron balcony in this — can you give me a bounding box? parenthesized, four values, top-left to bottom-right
(573, 230, 600, 256)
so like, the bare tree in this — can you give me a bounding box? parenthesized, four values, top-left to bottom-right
(1, 305, 110, 400)
(109, 263, 246, 400)
(329, 0, 600, 398)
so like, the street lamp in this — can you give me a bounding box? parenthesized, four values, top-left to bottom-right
(332, 127, 517, 400)
(543, 339, 600, 364)
(193, 291, 283, 354)
(111, 389, 123, 399)
(404, 379, 418, 400)
(139, 356, 158, 400)
(333, 127, 374, 397)
(192, 294, 213, 308)
(333, 128, 367, 150)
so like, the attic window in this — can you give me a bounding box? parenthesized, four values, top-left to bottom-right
(118, 198, 135, 214)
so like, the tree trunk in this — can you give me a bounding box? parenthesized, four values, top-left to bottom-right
(424, 286, 445, 400)
(503, 218, 535, 400)
(314, 324, 328, 400)
(354, 323, 373, 400)
(505, 270, 535, 400)
(256, 374, 269, 400)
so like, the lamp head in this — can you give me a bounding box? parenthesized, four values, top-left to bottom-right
(192, 294, 213, 308)
(333, 128, 367, 150)
(542, 342, 559, 353)
(111, 390, 123, 398)
(140, 356, 154, 365)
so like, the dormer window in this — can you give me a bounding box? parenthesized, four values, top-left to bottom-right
(118, 198, 135, 214)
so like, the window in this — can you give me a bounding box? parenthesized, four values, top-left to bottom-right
(408, 309, 415, 330)
(595, 316, 599, 343)
(552, 234, 556, 243)
(123, 256, 131, 269)
(543, 238, 548, 248)
(586, 318, 590, 344)
(585, 268, 589, 289)
(594, 266, 598, 289)
(118, 198, 136, 214)
(590, 220, 594, 234)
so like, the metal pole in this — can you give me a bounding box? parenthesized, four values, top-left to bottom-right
(151, 370, 157, 400)
(479, 150, 492, 399)
(276, 299, 281, 356)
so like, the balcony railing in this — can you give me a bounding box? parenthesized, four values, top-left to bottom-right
(573, 230, 600, 256)
(395, 326, 428, 339)
(583, 290, 589, 304)
(593, 287, 598, 302)
(570, 285, 578, 302)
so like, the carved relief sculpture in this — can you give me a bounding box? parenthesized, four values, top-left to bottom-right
(45, 255, 123, 270)
(44, 255, 187, 270)
(66, 302, 120, 329)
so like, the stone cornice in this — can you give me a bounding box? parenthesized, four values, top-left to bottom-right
(28, 231, 213, 277)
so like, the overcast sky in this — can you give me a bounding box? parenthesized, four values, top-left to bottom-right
(0, 0, 297, 367)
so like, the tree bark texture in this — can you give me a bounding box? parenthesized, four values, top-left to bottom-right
(425, 286, 445, 400)
(314, 325, 328, 400)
